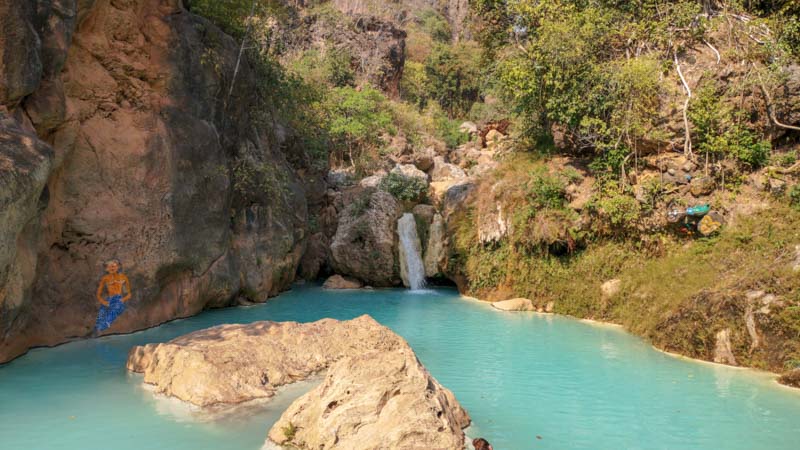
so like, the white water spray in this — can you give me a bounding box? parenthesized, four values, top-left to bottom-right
(397, 213, 426, 290)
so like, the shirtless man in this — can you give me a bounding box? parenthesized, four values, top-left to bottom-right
(94, 259, 131, 332)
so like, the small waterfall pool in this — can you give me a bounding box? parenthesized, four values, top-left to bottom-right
(1, 286, 799, 449)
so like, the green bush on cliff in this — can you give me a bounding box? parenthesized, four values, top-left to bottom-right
(324, 86, 394, 170)
(380, 172, 428, 202)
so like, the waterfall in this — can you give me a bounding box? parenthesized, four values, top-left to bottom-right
(397, 213, 426, 290)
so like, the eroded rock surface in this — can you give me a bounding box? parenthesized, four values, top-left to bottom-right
(492, 298, 535, 312)
(127, 316, 405, 407)
(330, 190, 402, 286)
(322, 274, 363, 289)
(268, 345, 470, 450)
(0, 0, 318, 363)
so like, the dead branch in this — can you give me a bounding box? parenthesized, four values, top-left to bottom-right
(703, 39, 721, 64)
(674, 50, 693, 158)
(226, 0, 257, 106)
(753, 64, 800, 132)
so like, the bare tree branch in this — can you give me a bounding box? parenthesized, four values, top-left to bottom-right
(753, 64, 800, 132)
(703, 39, 721, 64)
(674, 50, 693, 158)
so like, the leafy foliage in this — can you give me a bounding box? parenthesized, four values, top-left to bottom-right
(380, 172, 428, 201)
(323, 86, 394, 168)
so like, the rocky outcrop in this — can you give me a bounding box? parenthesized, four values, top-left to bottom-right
(127, 316, 405, 406)
(330, 190, 402, 286)
(322, 274, 363, 289)
(268, 347, 471, 450)
(128, 314, 472, 448)
(0, 0, 319, 363)
(492, 298, 535, 312)
(779, 369, 800, 389)
(424, 213, 445, 277)
(713, 329, 738, 366)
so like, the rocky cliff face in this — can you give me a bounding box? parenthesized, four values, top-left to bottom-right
(0, 0, 318, 363)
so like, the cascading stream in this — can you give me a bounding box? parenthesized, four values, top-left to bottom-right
(397, 213, 427, 290)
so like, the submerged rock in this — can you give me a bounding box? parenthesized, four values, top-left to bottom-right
(267, 347, 470, 450)
(126, 316, 406, 407)
(322, 274, 363, 289)
(492, 298, 535, 312)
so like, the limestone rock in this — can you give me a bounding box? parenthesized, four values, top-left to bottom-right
(430, 156, 467, 182)
(601, 279, 622, 300)
(484, 129, 505, 148)
(713, 329, 738, 366)
(127, 316, 405, 407)
(459, 121, 478, 135)
(0, 0, 315, 363)
(330, 190, 402, 286)
(359, 172, 387, 189)
(492, 298, 535, 311)
(690, 177, 715, 197)
(267, 347, 471, 450)
(298, 233, 330, 281)
(793, 245, 800, 273)
(391, 163, 429, 183)
(424, 214, 445, 277)
(323, 274, 363, 290)
(412, 204, 436, 224)
(478, 203, 508, 244)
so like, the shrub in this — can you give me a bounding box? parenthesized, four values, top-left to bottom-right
(526, 167, 567, 210)
(595, 193, 641, 228)
(380, 172, 428, 201)
(789, 185, 800, 211)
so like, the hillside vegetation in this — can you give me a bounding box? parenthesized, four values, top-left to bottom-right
(185, 0, 800, 378)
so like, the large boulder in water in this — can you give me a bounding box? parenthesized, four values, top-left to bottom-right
(126, 315, 406, 407)
(330, 190, 402, 286)
(267, 345, 471, 450)
(127, 315, 472, 449)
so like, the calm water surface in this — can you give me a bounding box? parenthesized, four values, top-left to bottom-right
(1, 285, 799, 450)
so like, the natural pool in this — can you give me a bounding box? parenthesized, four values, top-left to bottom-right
(1, 285, 799, 450)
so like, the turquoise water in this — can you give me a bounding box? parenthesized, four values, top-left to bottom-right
(1, 286, 799, 450)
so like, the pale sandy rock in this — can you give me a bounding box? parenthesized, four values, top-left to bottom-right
(713, 328, 738, 366)
(601, 279, 622, 300)
(391, 163, 429, 183)
(126, 316, 405, 407)
(478, 203, 508, 244)
(793, 245, 800, 272)
(322, 274, 363, 289)
(492, 298, 535, 311)
(424, 214, 445, 277)
(268, 348, 471, 450)
(545, 301, 555, 313)
(459, 121, 478, 135)
(430, 156, 467, 182)
(359, 172, 386, 188)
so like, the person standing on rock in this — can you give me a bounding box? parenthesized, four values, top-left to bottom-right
(94, 259, 131, 333)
